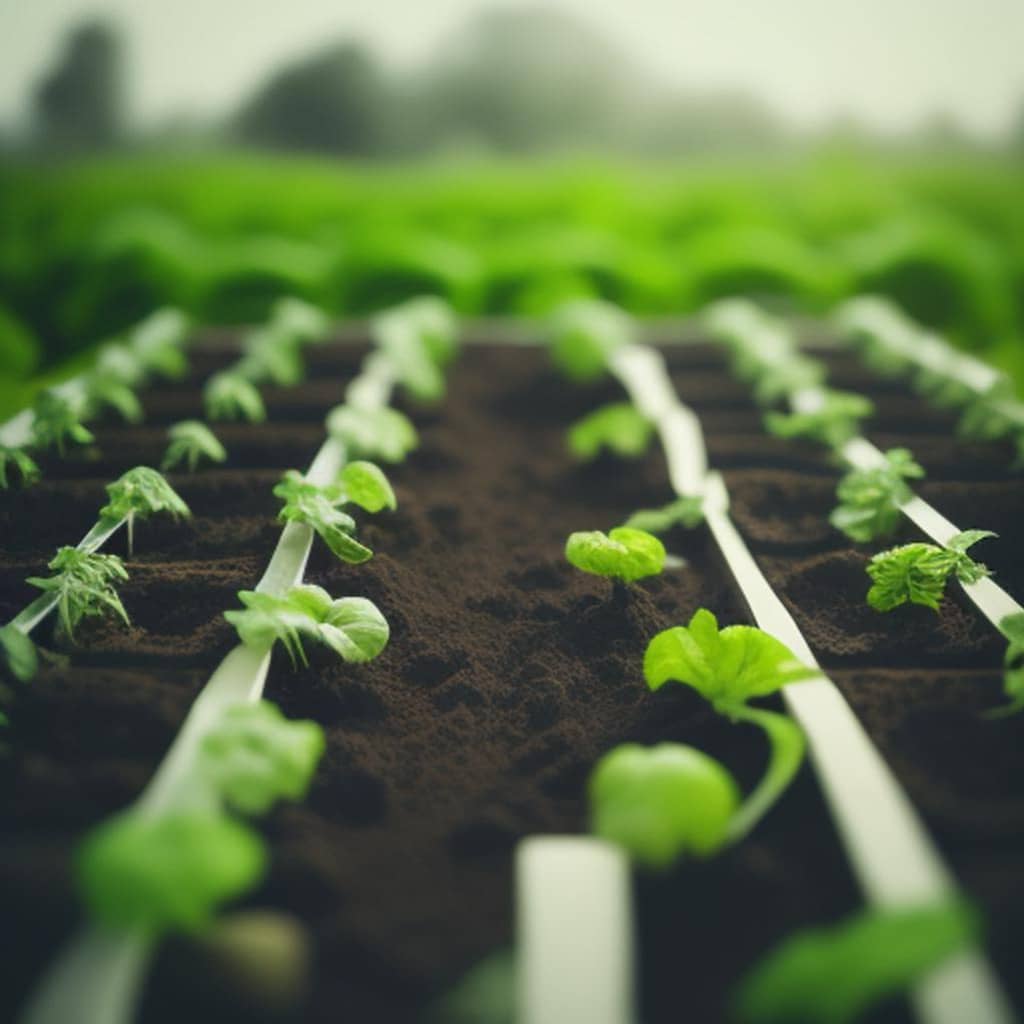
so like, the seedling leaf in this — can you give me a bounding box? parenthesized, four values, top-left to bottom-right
(830, 447, 924, 543)
(549, 299, 632, 382)
(0, 624, 38, 683)
(205, 372, 267, 423)
(162, 420, 227, 473)
(765, 390, 874, 450)
(274, 470, 373, 563)
(30, 391, 95, 455)
(733, 901, 979, 1024)
(100, 466, 191, 524)
(77, 811, 266, 934)
(623, 495, 705, 533)
(866, 531, 995, 612)
(26, 547, 130, 638)
(326, 404, 418, 463)
(565, 527, 665, 583)
(567, 402, 653, 461)
(988, 612, 1024, 717)
(589, 743, 739, 868)
(0, 446, 40, 490)
(644, 608, 816, 712)
(83, 373, 144, 423)
(199, 700, 325, 815)
(338, 460, 397, 513)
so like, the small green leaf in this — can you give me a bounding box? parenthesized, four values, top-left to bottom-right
(236, 326, 306, 387)
(225, 585, 389, 666)
(271, 296, 329, 346)
(830, 448, 924, 543)
(866, 533, 993, 613)
(274, 470, 373, 564)
(27, 547, 130, 638)
(100, 466, 191, 524)
(374, 312, 446, 402)
(644, 608, 816, 711)
(0, 446, 41, 490)
(199, 700, 325, 815)
(733, 901, 979, 1024)
(162, 420, 227, 473)
(567, 403, 653, 461)
(83, 374, 144, 423)
(129, 306, 190, 379)
(565, 527, 665, 583)
(623, 495, 705, 533)
(30, 391, 94, 455)
(326, 404, 418, 463)
(205, 372, 267, 423)
(77, 811, 266, 934)
(0, 624, 38, 683)
(589, 743, 739, 868)
(338, 460, 397, 513)
(987, 612, 1024, 718)
(765, 390, 874, 450)
(548, 299, 632, 382)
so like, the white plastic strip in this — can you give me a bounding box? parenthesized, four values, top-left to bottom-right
(517, 837, 635, 1024)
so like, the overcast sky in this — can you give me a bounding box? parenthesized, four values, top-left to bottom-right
(2, 0, 1022, 137)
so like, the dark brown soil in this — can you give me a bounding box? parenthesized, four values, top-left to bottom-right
(0, 337, 1022, 1024)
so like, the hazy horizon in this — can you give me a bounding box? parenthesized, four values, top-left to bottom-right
(2, 0, 1023, 139)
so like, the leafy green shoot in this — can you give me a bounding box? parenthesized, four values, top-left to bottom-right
(644, 608, 817, 712)
(567, 402, 653, 461)
(549, 299, 633, 382)
(77, 810, 266, 934)
(100, 466, 191, 554)
(372, 296, 458, 402)
(765, 389, 874, 450)
(830, 447, 924, 543)
(272, 296, 329, 346)
(866, 530, 995, 612)
(733, 901, 979, 1024)
(750, 356, 825, 407)
(644, 609, 811, 837)
(987, 612, 1024, 717)
(236, 326, 306, 387)
(26, 547, 129, 639)
(0, 445, 40, 490)
(565, 527, 665, 583)
(199, 700, 325, 815)
(326, 403, 418, 463)
(83, 374, 144, 424)
(623, 495, 705, 534)
(0, 623, 38, 683)
(162, 420, 227, 473)
(273, 461, 397, 563)
(205, 372, 267, 423)
(589, 743, 739, 869)
(225, 584, 389, 666)
(129, 306, 190, 379)
(30, 391, 95, 455)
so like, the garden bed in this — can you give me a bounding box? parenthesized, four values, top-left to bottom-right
(1, 336, 1022, 1023)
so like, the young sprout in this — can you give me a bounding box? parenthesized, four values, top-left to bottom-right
(77, 810, 266, 933)
(26, 547, 129, 639)
(100, 466, 192, 555)
(733, 901, 979, 1024)
(82, 373, 144, 424)
(225, 584, 389, 666)
(199, 700, 325, 815)
(589, 743, 739, 869)
(548, 298, 633, 382)
(830, 447, 925, 543)
(30, 391, 95, 455)
(623, 495, 705, 534)
(567, 402, 653, 461)
(764, 389, 874, 450)
(565, 527, 665, 584)
(326, 404, 418, 462)
(128, 307, 190, 380)
(205, 372, 267, 423)
(0, 623, 38, 683)
(0, 445, 41, 490)
(866, 530, 995, 612)
(272, 296, 329, 346)
(372, 296, 460, 403)
(161, 420, 227, 473)
(644, 608, 812, 840)
(274, 460, 395, 564)
(236, 327, 306, 387)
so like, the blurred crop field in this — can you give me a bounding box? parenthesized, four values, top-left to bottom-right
(2, 151, 1023, 415)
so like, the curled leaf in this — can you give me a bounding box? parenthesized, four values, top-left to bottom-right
(565, 527, 665, 583)
(162, 420, 227, 473)
(100, 466, 191, 524)
(326, 404, 418, 463)
(567, 402, 653, 461)
(205, 372, 267, 423)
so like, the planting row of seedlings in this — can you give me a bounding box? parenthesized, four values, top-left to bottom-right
(500, 300, 1012, 1024)
(2, 297, 1022, 1023)
(1, 297, 459, 1023)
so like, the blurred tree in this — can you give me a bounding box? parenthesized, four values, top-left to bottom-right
(233, 42, 391, 154)
(34, 20, 123, 149)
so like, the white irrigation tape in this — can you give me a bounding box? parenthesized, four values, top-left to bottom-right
(20, 357, 395, 1024)
(610, 343, 1015, 1024)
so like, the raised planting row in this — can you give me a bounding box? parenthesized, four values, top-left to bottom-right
(0, 301, 1022, 1023)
